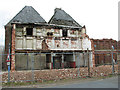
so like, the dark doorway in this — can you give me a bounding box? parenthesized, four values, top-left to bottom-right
(62, 30, 67, 37)
(53, 57, 61, 69)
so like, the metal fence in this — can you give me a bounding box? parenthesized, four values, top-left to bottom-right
(0, 50, 119, 83)
(0, 47, 2, 89)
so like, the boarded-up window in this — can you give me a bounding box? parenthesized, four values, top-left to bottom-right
(16, 38, 23, 49)
(15, 54, 28, 70)
(27, 39, 33, 49)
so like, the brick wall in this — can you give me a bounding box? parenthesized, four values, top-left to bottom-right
(2, 65, 118, 82)
(118, 41, 120, 50)
(4, 26, 12, 70)
(91, 38, 117, 50)
(91, 38, 118, 65)
(11, 24, 16, 71)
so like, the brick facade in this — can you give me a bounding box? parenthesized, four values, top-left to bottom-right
(4, 26, 12, 70)
(11, 24, 16, 71)
(118, 40, 120, 50)
(91, 38, 118, 66)
(92, 39, 117, 50)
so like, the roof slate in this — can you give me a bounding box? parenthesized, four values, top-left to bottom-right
(6, 6, 46, 26)
(48, 8, 82, 27)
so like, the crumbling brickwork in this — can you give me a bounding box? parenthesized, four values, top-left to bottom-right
(2, 65, 118, 82)
(11, 24, 16, 71)
(3, 26, 12, 70)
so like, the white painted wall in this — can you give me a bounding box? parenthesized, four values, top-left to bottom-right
(82, 37, 91, 50)
(15, 27, 92, 51)
(47, 37, 92, 51)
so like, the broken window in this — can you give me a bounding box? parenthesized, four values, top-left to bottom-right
(47, 32, 53, 36)
(69, 30, 77, 35)
(16, 28, 23, 36)
(62, 30, 67, 37)
(26, 28, 33, 36)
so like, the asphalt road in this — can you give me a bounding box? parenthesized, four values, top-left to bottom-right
(2, 76, 119, 89)
(45, 76, 118, 88)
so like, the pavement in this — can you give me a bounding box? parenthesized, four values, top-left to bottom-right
(40, 76, 118, 88)
(2, 76, 119, 88)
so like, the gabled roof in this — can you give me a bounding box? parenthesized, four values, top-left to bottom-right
(6, 6, 46, 26)
(48, 8, 82, 27)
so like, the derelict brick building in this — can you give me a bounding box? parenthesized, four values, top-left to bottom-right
(4, 6, 95, 71)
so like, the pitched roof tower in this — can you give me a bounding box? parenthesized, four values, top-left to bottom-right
(6, 6, 46, 26)
(49, 8, 81, 27)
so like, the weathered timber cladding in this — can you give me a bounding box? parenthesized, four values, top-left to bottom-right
(14, 24, 92, 51)
(15, 53, 46, 70)
(5, 24, 93, 70)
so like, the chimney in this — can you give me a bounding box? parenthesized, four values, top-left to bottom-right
(55, 8, 62, 12)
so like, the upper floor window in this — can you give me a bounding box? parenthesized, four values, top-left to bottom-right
(47, 32, 53, 36)
(26, 28, 33, 36)
(62, 30, 67, 37)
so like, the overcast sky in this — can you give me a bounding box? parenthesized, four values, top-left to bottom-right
(0, 0, 119, 46)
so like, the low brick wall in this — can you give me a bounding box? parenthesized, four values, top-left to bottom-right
(2, 65, 118, 82)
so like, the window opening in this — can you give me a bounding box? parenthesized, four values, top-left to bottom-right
(26, 28, 33, 36)
(62, 30, 67, 37)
